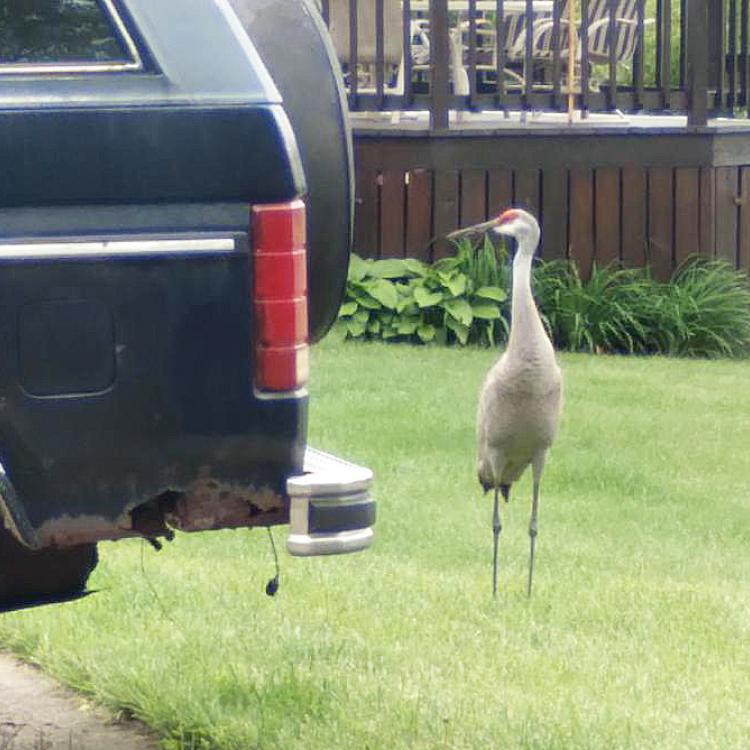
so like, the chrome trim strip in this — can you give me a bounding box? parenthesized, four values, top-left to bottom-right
(101, 0, 142, 68)
(287, 527, 374, 557)
(0, 238, 237, 260)
(254, 387, 309, 401)
(0, 0, 143, 75)
(0, 61, 141, 75)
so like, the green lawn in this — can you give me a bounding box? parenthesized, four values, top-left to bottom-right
(1, 340, 749, 750)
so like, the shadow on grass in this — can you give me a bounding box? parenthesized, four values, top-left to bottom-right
(0, 589, 98, 615)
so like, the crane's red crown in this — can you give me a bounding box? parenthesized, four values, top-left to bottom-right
(496, 208, 520, 225)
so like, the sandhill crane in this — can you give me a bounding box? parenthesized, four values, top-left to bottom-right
(448, 208, 563, 597)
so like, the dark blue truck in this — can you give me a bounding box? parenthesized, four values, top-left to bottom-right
(0, 0, 374, 608)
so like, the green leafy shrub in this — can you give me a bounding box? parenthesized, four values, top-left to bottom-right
(335, 243, 750, 359)
(336, 237, 507, 346)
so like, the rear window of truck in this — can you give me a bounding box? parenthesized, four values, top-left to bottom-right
(0, 0, 140, 70)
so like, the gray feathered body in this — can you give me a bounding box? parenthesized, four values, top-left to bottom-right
(477, 337, 562, 490)
(476, 244, 562, 492)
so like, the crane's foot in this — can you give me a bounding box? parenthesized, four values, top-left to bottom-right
(527, 525, 537, 597)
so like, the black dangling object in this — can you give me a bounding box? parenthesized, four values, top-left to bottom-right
(265, 526, 280, 597)
(265, 575, 279, 597)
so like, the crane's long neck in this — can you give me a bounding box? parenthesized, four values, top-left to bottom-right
(507, 238, 547, 353)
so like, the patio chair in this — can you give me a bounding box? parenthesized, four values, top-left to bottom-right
(457, 6, 560, 91)
(508, 0, 644, 89)
(459, 17, 528, 89)
(394, 18, 471, 96)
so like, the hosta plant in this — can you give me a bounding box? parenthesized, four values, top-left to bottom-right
(335, 236, 508, 346)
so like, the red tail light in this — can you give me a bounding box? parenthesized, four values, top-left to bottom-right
(251, 200, 309, 393)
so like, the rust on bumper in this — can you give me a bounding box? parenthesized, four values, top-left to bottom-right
(32, 479, 288, 548)
(166, 479, 286, 532)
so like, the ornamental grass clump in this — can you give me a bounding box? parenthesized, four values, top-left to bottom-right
(651, 258, 750, 358)
(533, 261, 657, 354)
(336, 242, 750, 359)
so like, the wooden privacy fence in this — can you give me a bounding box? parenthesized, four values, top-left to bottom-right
(318, 0, 748, 127)
(353, 131, 750, 278)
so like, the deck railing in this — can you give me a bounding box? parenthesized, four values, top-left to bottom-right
(317, 0, 746, 129)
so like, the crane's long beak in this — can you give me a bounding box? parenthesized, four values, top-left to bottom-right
(446, 219, 499, 240)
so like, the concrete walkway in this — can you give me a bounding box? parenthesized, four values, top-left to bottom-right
(0, 653, 158, 750)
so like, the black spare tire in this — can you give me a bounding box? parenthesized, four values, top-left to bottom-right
(228, 0, 354, 343)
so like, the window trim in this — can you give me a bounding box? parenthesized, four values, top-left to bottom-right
(0, 0, 144, 75)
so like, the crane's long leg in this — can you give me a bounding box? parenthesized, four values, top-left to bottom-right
(527, 453, 546, 597)
(491, 485, 510, 597)
(491, 487, 502, 597)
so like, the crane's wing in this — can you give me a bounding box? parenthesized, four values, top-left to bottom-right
(475, 356, 562, 490)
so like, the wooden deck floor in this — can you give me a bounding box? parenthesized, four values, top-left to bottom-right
(351, 110, 750, 135)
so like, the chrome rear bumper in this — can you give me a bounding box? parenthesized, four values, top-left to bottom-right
(286, 448, 375, 556)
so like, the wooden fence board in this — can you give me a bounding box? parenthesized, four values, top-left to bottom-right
(514, 168, 541, 216)
(380, 169, 405, 257)
(699, 167, 716, 256)
(487, 169, 513, 214)
(460, 168, 487, 226)
(740, 167, 750, 271)
(647, 167, 674, 280)
(674, 167, 701, 266)
(715, 166, 739, 265)
(541, 167, 568, 260)
(405, 169, 433, 259)
(621, 166, 648, 267)
(354, 166, 379, 257)
(569, 168, 595, 277)
(433, 169, 460, 259)
(594, 167, 621, 266)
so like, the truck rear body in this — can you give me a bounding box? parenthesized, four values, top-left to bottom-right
(0, 0, 372, 563)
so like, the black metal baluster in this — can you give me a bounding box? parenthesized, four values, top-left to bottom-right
(495, 0, 507, 108)
(633, 0, 645, 109)
(523, 0, 534, 109)
(679, 0, 687, 87)
(376, 0, 385, 108)
(662, 0, 672, 109)
(552, 0, 563, 109)
(729, 0, 737, 112)
(709, 0, 726, 112)
(607, 0, 617, 109)
(349, 0, 359, 108)
(686, 0, 708, 124)
(742, 0, 750, 110)
(468, 0, 478, 107)
(581, 0, 590, 112)
(402, 0, 414, 106)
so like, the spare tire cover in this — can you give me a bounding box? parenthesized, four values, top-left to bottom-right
(227, 0, 353, 342)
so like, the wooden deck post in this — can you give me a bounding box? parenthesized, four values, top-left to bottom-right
(687, 0, 709, 127)
(430, 0, 451, 132)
